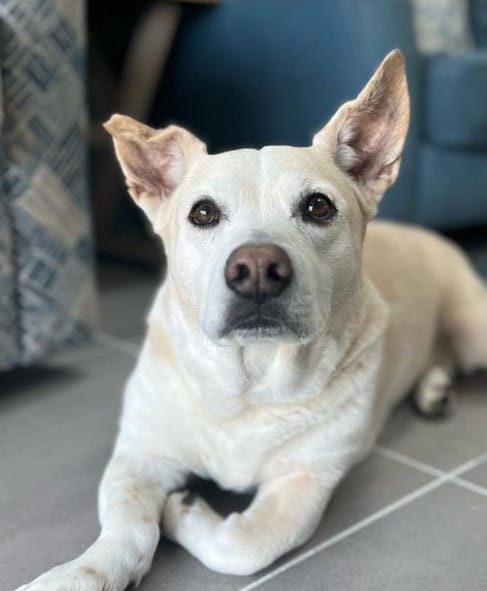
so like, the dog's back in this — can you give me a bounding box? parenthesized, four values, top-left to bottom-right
(364, 220, 487, 420)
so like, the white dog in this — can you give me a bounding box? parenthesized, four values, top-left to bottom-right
(18, 50, 487, 590)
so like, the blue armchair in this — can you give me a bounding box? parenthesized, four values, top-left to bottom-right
(154, 0, 487, 230)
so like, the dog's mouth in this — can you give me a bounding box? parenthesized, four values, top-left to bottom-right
(218, 302, 303, 342)
(228, 314, 284, 333)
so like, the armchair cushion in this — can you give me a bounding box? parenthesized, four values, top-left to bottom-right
(424, 50, 487, 148)
(417, 144, 487, 228)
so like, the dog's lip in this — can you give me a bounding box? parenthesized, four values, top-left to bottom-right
(232, 316, 282, 331)
(220, 312, 291, 337)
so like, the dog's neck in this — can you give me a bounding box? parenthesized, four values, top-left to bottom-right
(142, 275, 378, 418)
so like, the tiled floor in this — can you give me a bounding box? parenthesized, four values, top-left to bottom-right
(1, 261, 487, 591)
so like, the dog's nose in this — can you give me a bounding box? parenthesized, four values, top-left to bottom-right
(225, 244, 293, 302)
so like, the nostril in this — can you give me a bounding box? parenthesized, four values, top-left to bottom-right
(227, 262, 250, 284)
(267, 257, 292, 283)
(267, 263, 283, 282)
(236, 263, 250, 282)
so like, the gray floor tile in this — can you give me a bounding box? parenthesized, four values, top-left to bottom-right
(140, 452, 431, 591)
(463, 459, 487, 490)
(279, 452, 431, 557)
(128, 333, 145, 346)
(379, 372, 487, 471)
(256, 483, 487, 591)
(48, 339, 114, 365)
(0, 353, 133, 590)
(97, 261, 160, 338)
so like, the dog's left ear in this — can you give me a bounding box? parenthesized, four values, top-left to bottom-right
(314, 50, 410, 216)
(104, 114, 206, 222)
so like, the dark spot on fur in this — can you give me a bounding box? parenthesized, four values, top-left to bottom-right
(182, 491, 197, 507)
(81, 566, 106, 586)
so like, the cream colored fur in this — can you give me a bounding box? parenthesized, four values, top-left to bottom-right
(17, 50, 487, 590)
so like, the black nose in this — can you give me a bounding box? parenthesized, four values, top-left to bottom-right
(224, 244, 293, 302)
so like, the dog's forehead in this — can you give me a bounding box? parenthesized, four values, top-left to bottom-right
(207, 145, 324, 173)
(188, 144, 337, 199)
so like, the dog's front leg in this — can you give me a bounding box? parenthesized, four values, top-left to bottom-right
(162, 470, 339, 576)
(16, 453, 185, 591)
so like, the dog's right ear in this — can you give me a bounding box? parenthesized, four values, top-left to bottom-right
(104, 115, 207, 222)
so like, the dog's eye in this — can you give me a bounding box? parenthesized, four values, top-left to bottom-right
(189, 199, 220, 227)
(302, 193, 336, 223)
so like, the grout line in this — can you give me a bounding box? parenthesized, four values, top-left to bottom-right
(452, 477, 487, 498)
(375, 445, 487, 499)
(238, 450, 487, 591)
(94, 331, 140, 358)
(374, 445, 445, 478)
(449, 451, 487, 477)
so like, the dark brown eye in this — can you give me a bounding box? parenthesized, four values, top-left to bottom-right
(302, 193, 335, 223)
(189, 199, 220, 227)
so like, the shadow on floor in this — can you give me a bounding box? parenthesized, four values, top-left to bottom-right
(0, 365, 84, 407)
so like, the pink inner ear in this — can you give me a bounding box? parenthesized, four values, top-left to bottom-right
(126, 136, 183, 198)
(156, 137, 184, 194)
(145, 147, 175, 195)
(346, 110, 393, 178)
(360, 117, 389, 153)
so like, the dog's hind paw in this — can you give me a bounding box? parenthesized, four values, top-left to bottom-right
(413, 366, 457, 418)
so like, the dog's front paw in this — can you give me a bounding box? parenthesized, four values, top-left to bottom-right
(162, 490, 214, 542)
(15, 559, 112, 591)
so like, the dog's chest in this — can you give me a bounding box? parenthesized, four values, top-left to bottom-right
(128, 336, 379, 491)
(130, 374, 337, 491)
(195, 418, 277, 490)
(189, 401, 329, 490)
(168, 387, 367, 491)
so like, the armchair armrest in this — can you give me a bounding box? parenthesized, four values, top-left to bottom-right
(469, 0, 487, 47)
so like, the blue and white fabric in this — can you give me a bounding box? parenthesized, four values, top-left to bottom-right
(0, 0, 96, 370)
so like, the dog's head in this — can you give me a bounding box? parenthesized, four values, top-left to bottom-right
(105, 50, 409, 346)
